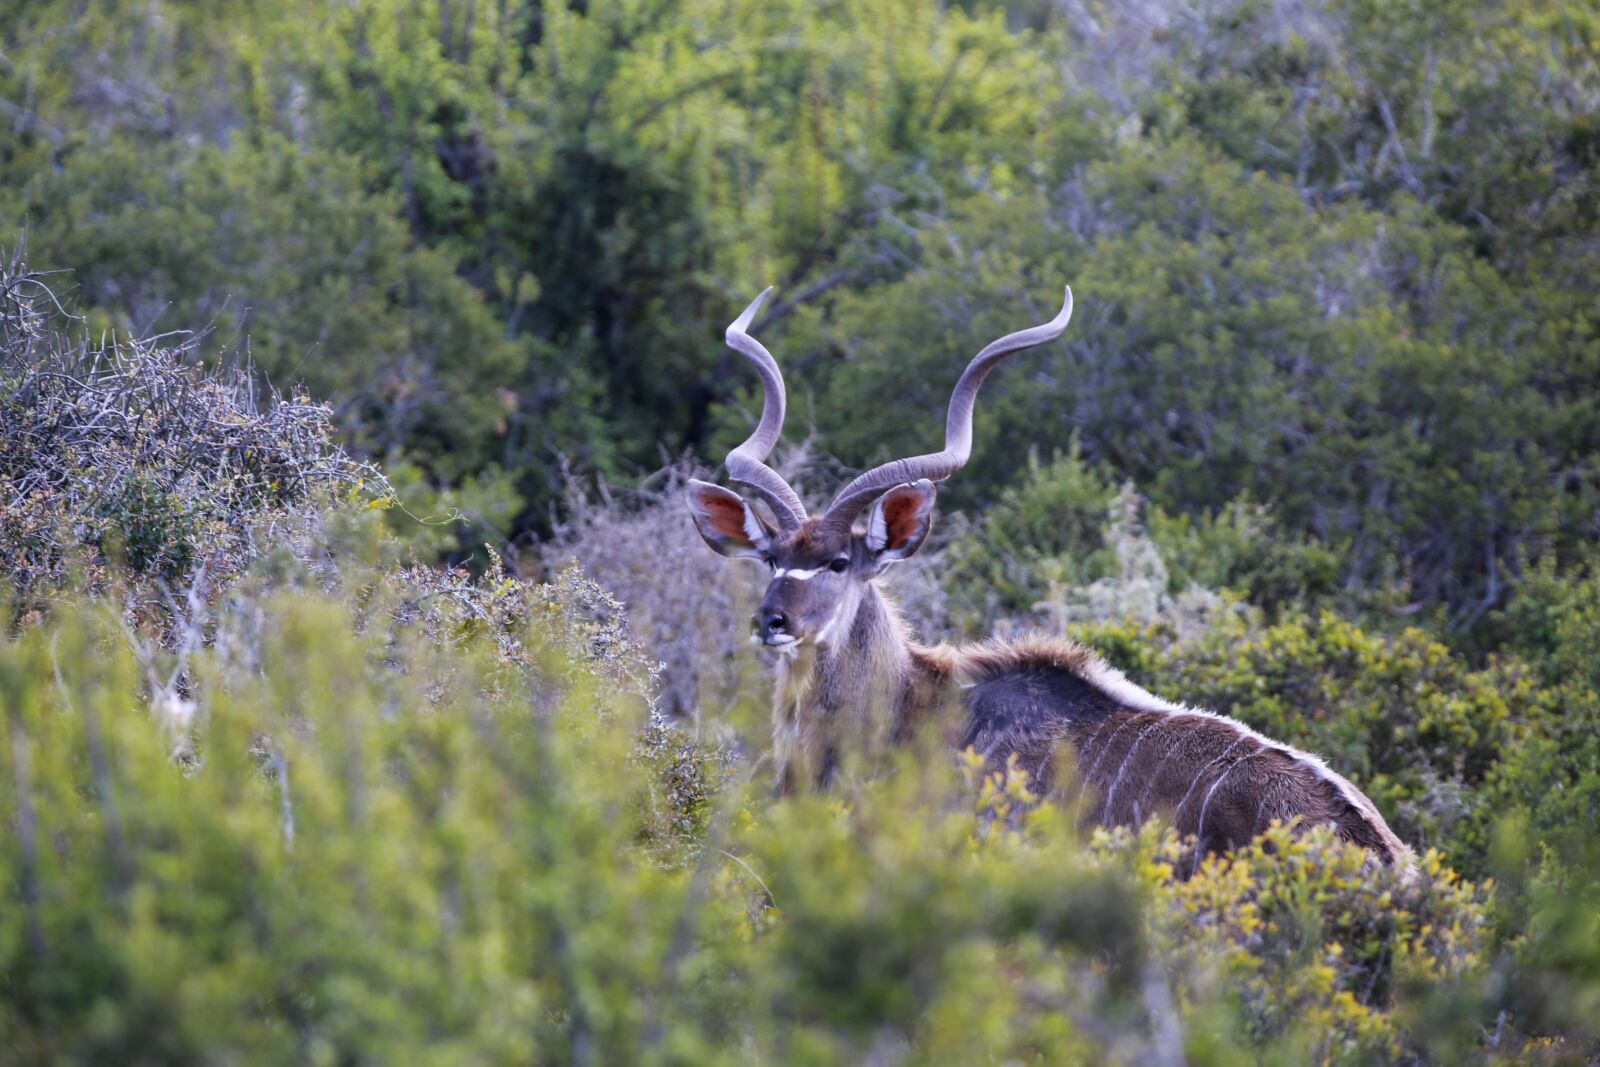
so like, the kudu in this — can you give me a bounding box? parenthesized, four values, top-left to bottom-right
(686, 286, 1412, 872)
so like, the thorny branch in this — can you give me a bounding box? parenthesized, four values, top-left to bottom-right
(1, 246, 391, 619)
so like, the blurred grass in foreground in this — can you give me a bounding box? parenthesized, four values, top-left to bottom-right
(2, 589, 1597, 1064)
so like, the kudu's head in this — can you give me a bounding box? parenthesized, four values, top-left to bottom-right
(686, 285, 1074, 654)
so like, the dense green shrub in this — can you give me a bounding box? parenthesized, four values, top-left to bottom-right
(1472, 560, 1600, 865)
(942, 448, 1343, 634)
(8, 596, 1579, 1064)
(4, 0, 1594, 626)
(1102, 822, 1493, 1063)
(6, 138, 553, 491)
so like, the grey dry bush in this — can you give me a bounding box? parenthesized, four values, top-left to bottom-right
(0, 244, 678, 783)
(544, 461, 768, 723)
(0, 245, 386, 623)
(1029, 483, 1235, 642)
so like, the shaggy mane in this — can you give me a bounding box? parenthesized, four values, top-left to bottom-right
(912, 635, 1108, 689)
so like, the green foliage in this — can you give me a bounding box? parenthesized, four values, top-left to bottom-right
(8, 138, 548, 484)
(804, 124, 1595, 623)
(1147, 497, 1344, 613)
(1492, 837, 1600, 1051)
(6, 591, 1597, 1061)
(0, 598, 659, 1063)
(92, 471, 205, 580)
(1470, 558, 1600, 862)
(1, 0, 1081, 538)
(1104, 823, 1493, 1062)
(943, 447, 1342, 632)
(3, 0, 1595, 626)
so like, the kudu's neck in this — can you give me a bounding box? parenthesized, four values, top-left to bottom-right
(772, 581, 940, 792)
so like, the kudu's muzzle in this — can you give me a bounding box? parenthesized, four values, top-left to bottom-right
(752, 585, 792, 644)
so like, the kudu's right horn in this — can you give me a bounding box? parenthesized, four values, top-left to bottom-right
(818, 286, 1074, 537)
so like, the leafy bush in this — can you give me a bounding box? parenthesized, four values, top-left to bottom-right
(0, 596, 665, 1064)
(1100, 823, 1493, 1064)
(1471, 559, 1600, 865)
(8, 137, 558, 500)
(8, 593, 1597, 1062)
(943, 448, 1344, 636)
(940, 445, 1122, 628)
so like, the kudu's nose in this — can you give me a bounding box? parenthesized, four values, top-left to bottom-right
(753, 610, 789, 642)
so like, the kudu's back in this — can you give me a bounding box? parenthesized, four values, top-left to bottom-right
(927, 639, 1412, 873)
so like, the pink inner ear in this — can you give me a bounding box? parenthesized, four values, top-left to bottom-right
(882, 491, 927, 549)
(697, 493, 750, 541)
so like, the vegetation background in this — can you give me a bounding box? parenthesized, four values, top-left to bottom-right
(1, 0, 1598, 1062)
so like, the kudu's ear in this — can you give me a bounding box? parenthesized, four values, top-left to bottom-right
(686, 479, 775, 559)
(865, 480, 936, 562)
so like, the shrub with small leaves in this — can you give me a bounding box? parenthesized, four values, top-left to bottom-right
(1099, 823, 1492, 1063)
(3, 592, 1596, 1063)
(943, 448, 1348, 638)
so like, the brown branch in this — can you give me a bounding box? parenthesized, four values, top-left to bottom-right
(749, 263, 869, 335)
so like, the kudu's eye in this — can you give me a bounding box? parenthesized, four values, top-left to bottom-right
(762, 555, 776, 570)
(829, 557, 850, 573)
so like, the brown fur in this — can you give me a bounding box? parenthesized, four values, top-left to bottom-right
(874, 625, 1412, 872)
(785, 521, 845, 559)
(914, 635, 1104, 682)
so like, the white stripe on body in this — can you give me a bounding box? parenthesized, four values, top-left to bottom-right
(1081, 715, 1140, 789)
(1192, 751, 1271, 876)
(1076, 657, 1384, 829)
(1169, 736, 1251, 828)
(1100, 718, 1163, 822)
